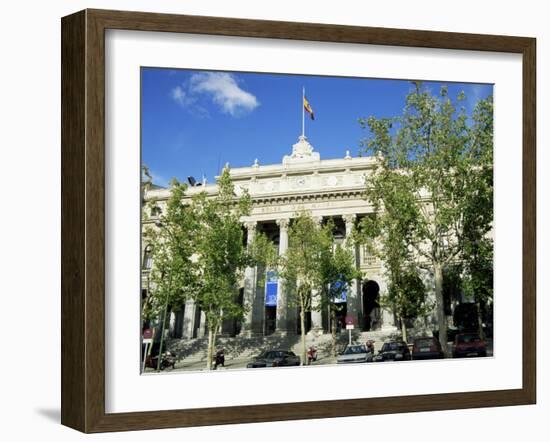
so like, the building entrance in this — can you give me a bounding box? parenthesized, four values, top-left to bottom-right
(265, 306, 276, 335)
(332, 303, 347, 333)
(362, 280, 380, 331)
(296, 308, 311, 334)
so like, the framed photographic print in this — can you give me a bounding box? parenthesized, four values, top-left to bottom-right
(61, 9, 536, 433)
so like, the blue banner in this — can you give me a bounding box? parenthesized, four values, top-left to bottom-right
(265, 270, 278, 307)
(331, 280, 347, 304)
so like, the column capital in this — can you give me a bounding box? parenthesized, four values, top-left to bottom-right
(313, 216, 323, 226)
(244, 221, 257, 233)
(276, 218, 290, 230)
(343, 213, 357, 226)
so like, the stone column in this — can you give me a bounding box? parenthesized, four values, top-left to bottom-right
(275, 218, 293, 335)
(378, 272, 398, 332)
(198, 311, 207, 337)
(240, 222, 259, 337)
(309, 216, 324, 335)
(343, 214, 361, 327)
(168, 311, 176, 337)
(182, 299, 196, 339)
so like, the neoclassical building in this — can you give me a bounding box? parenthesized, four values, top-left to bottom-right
(142, 135, 399, 340)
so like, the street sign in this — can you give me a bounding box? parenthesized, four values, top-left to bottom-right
(142, 329, 155, 373)
(143, 328, 153, 344)
(345, 318, 355, 346)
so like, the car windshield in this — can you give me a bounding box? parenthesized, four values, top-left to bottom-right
(382, 342, 404, 351)
(343, 345, 366, 355)
(457, 334, 481, 343)
(261, 351, 286, 359)
(415, 338, 434, 347)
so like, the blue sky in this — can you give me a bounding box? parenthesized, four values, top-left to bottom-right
(141, 68, 492, 187)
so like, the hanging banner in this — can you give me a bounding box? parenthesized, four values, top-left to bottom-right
(265, 270, 278, 307)
(331, 279, 347, 304)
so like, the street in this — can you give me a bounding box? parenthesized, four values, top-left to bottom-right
(143, 336, 493, 373)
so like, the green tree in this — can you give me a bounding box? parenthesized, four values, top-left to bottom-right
(385, 267, 430, 342)
(461, 237, 493, 338)
(190, 167, 252, 369)
(318, 221, 360, 356)
(354, 183, 430, 343)
(142, 179, 198, 371)
(278, 211, 325, 365)
(459, 96, 494, 338)
(248, 230, 280, 283)
(359, 83, 493, 353)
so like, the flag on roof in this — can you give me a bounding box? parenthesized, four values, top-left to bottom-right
(303, 96, 315, 120)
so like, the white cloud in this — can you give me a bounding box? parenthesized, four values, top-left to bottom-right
(170, 72, 260, 117)
(170, 72, 259, 117)
(189, 72, 259, 116)
(170, 85, 194, 107)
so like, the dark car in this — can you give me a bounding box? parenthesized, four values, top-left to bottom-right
(412, 336, 444, 360)
(247, 350, 301, 368)
(373, 341, 411, 362)
(453, 333, 487, 358)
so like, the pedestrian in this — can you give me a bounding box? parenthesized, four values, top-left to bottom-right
(306, 346, 317, 365)
(214, 348, 225, 369)
(366, 339, 375, 354)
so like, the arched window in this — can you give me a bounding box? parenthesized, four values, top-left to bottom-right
(142, 245, 153, 270)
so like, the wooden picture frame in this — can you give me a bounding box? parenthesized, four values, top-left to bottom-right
(61, 8, 536, 433)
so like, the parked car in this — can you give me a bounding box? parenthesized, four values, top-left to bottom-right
(433, 328, 460, 343)
(412, 336, 444, 360)
(247, 350, 301, 368)
(373, 341, 411, 362)
(337, 344, 373, 364)
(453, 333, 487, 358)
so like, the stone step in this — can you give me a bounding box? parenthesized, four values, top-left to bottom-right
(167, 328, 402, 363)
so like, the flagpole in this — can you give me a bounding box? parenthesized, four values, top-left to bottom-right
(302, 87, 305, 137)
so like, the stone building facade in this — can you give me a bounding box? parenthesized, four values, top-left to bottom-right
(142, 135, 399, 340)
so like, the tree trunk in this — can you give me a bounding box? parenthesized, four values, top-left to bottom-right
(156, 275, 173, 372)
(434, 262, 448, 354)
(331, 308, 337, 357)
(400, 316, 408, 343)
(156, 302, 170, 372)
(206, 326, 215, 370)
(213, 327, 218, 367)
(300, 306, 306, 366)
